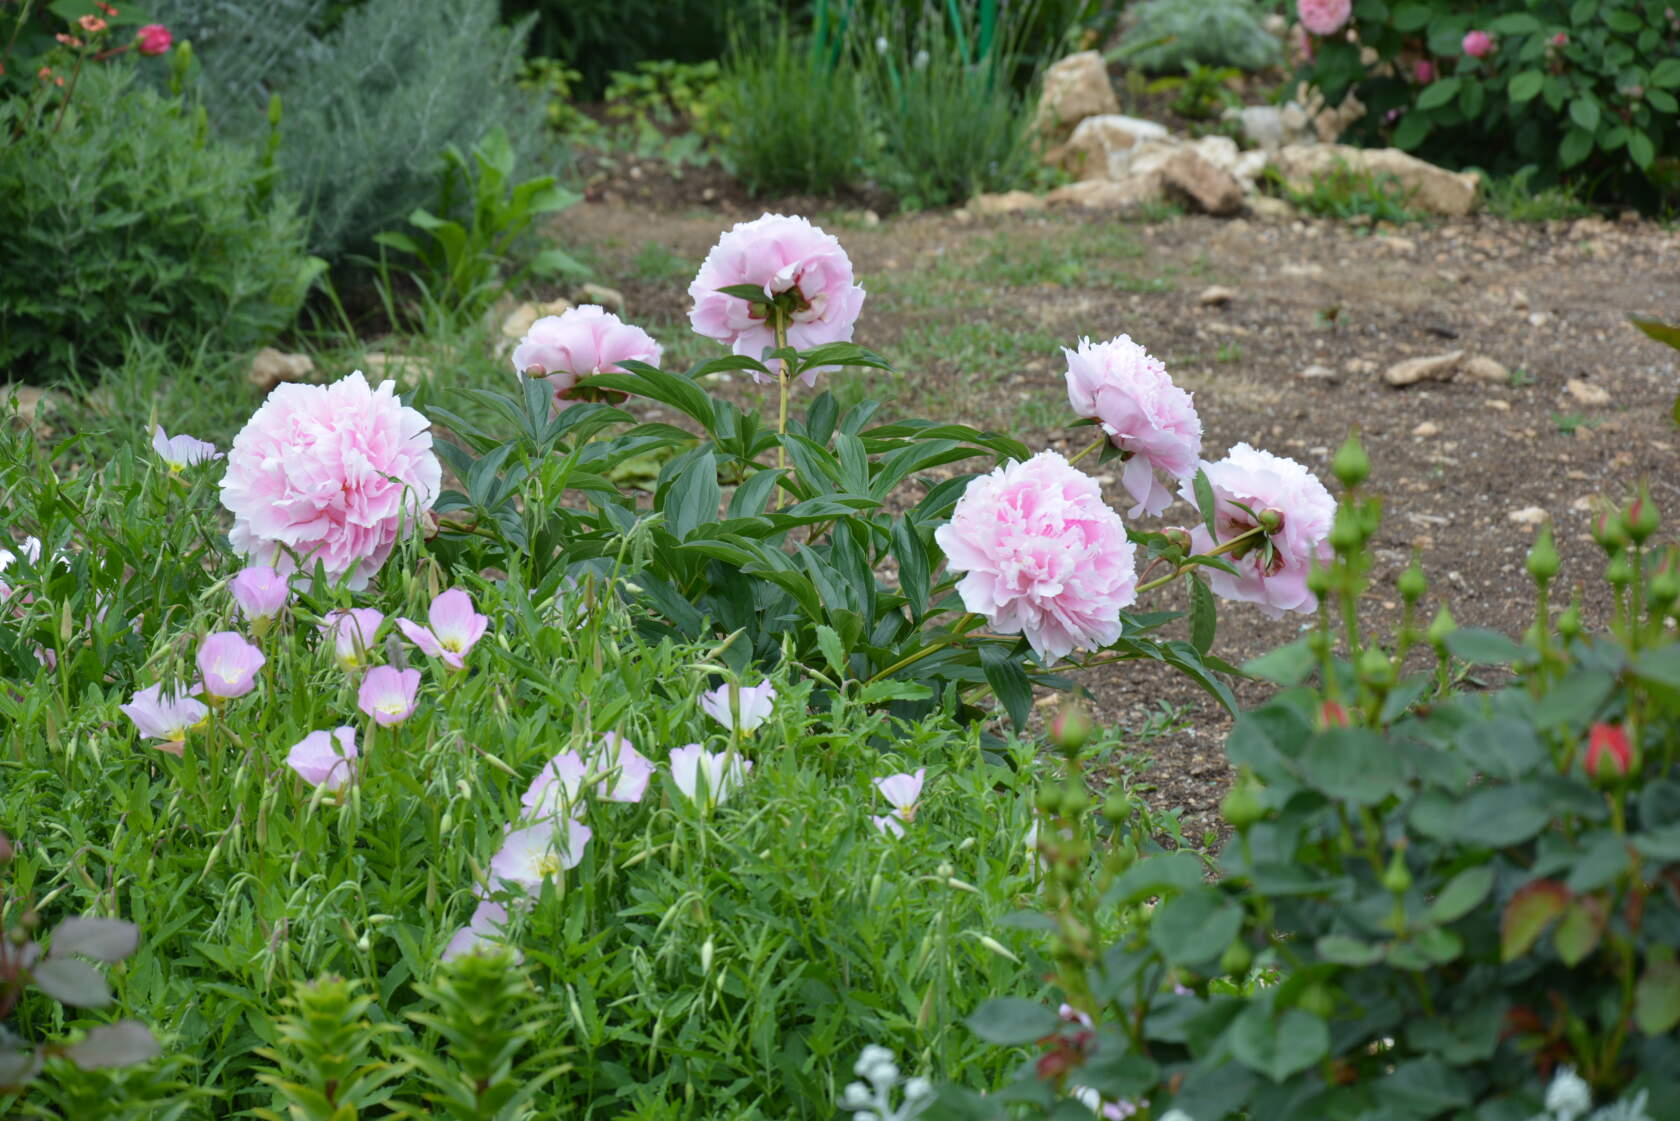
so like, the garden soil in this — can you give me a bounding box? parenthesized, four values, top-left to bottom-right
(554, 196, 1680, 837)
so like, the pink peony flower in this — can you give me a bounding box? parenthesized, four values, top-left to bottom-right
(219, 372, 441, 592)
(357, 665, 420, 726)
(669, 744, 752, 807)
(1063, 335, 1202, 517)
(442, 900, 520, 963)
(1296, 0, 1351, 36)
(490, 818, 592, 894)
(135, 23, 170, 55)
(1462, 30, 1493, 57)
(198, 631, 265, 698)
(286, 726, 359, 790)
(510, 305, 662, 408)
(687, 213, 867, 386)
(521, 733, 654, 819)
(934, 452, 1138, 663)
(231, 565, 291, 627)
(120, 683, 207, 749)
(1414, 59, 1435, 83)
(396, 588, 487, 670)
(1179, 443, 1335, 619)
(319, 608, 385, 670)
(151, 425, 221, 471)
(698, 680, 776, 732)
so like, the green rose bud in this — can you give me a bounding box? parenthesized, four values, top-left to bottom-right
(1525, 523, 1560, 585)
(1331, 430, 1370, 489)
(1397, 559, 1426, 602)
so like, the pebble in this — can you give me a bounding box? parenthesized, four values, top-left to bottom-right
(1486, 400, 1511, 411)
(1529, 311, 1551, 327)
(1297, 364, 1338, 381)
(1411, 421, 1439, 438)
(1565, 378, 1612, 406)
(1461, 356, 1510, 384)
(1511, 290, 1530, 311)
(1384, 350, 1463, 387)
(1508, 506, 1548, 527)
(1198, 285, 1237, 307)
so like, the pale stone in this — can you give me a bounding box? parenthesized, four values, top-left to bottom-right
(362, 352, 432, 389)
(573, 283, 626, 314)
(1508, 506, 1548, 526)
(248, 347, 314, 393)
(1247, 196, 1295, 221)
(500, 298, 573, 340)
(1034, 52, 1119, 143)
(1297, 364, 1338, 381)
(1461, 356, 1510, 384)
(971, 190, 1046, 215)
(1198, 285, 1237, 307)
(1376, 235, 1417, 254)
(1383, 350, 1464, 387)
(1411, 421, 1439, 437)
(1566, 378, 1612, 407)
(1055, 114, 1170, 178)
(1270, 144, 1480, 216)
(1161, 150, 1244, 216)
(1045, 178, 1163, 211)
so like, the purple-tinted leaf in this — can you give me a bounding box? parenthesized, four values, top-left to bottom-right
(63, 1021, 160, 1070)
(50, 917, 138, 963)
(30, 957, 112, 1008)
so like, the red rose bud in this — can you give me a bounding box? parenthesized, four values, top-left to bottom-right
(1585, 723, 1632, 781)
(1318, 699, 1350, 728)
(1627, 483, 1659, 544)
(136, 23, 171, 56)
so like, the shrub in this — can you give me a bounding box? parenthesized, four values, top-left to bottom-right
(140, 0, 329, 127)
(0, 65, 319, 384)
(947, 442, 1680, 1117)
(1297, 0, 1680, 208)
(1115, 0, 1283, 73)
(717, 27, 872, 197)
(275, 0, 543, 262)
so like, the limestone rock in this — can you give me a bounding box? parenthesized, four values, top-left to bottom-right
(971, 190, 1046, 215)
(248, 347, 314, 393)
(1270, 144, 1480, 216)
(1045, 177, 1163, 212)
(1566, 377, 1612, 406)
(1383, 350, 1464, 387)
(1162, 150, 1244, 216)
(362, 352, 432, 389)
(500, 298, 573, 341)
(1297, 364, 1338, 382)
(572, 283, 626, 315)
(1508, 506, 1548, 526)
(1247, 195, 1295, 221)
(1033, 51, 1118, 144)
(1054, 114, 1170, 178)
(1198, 285, 1237, 307)
(1461, 356, 1510, 384)
(1411, 421, 1439, 438)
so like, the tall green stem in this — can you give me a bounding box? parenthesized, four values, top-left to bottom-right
(1133, 526, 1266, 596)
(773, 313, 791, 512)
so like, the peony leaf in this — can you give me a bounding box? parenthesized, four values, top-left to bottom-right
(1191, 468, 1218, 540)
(1188, 574, 1216, 656)
(1501, 880, 1569, 961)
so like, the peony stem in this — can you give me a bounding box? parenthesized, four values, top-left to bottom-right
(1134, 525, 1266, 596)
(1066, 434, 1108, 468)
(866, 613, 980, 684)
(773, 312, 791, 512)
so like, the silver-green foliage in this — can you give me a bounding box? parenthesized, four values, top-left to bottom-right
(141, 0, 329, 125)
(0, 66, 318, 383)
(1116, 0, 1282, 74)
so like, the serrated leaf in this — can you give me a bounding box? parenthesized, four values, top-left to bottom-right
(1149, 889, 1242, 967)
(1299, 729, 1405, 805)
(1501, 880, 1569, 961)
(30, 957, 112, 1008)
(815, 624, 846, 679)
(1228, 1005, 1328, 1083)
(1554, 894, 1607, 966)
(1242, 637, 1315, 686)
(50, 917, 138, 963)
(1429, 864, 1495, 924)
(1445, 628, 1525, 665)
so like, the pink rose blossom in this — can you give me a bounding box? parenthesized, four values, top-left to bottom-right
(1063, 335, 1202, 517)
(396, 588, 487, 669)
(231, 565, 291, 626)
(698, 680, 776, 732)
(442, 900, 520, 963)
(1414, 59, 1435, 83)
(1462, 30, 1493, 57)
(510, 305, 662, 407)
(521, 733, 654, 819)
(490, 818, 592, 894)
(687, 213, 866, 386)
(934, 452, 1138, 663)
(151, 425, 221, 471)
(1551, 31, 1568, 47)
(120, 683, 207, 747)
(286, 726, 359, 791)
(1296, 0, 1351, 36)
(668, 744, 752, 807)
(1179, 443, 1335, 619)
(357, 665, 420, 725)
(319, 608, 385, 670)
(198, 631, 265, 698)
(135, 23, 170, 55)
(219, 372, 441, 592)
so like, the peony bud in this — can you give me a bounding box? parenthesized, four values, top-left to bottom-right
(1585, 723, 1632, 782)
(1331, 431, 1370, 489)
(1525, 524, 1560, 585)
(1257, 508, 1285, 534)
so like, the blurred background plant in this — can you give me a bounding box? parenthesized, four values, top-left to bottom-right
(1113, 0, 1282, 74)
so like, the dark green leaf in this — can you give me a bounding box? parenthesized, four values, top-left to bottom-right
(1149, 889, 1242, 967)
(1445, 628, 1525, 664)
(1636, 947, 1680, 1035)
(726, 468, 783, 519)
(663, 451, 721, 540)
(1417, 77, 1462, 110)
(1191, 469, 1218, 540)
(1559, 126, 1594, 168)
(1569, 96, 1601, 132)
(714, 282, 769, 302)
(1315, 934, 1384, 966)
(1428, 864, 1495, 924)
(891, 518, 930, 617)
(1102, 851, 1206, 906)
(1243, 638, 1315, 686)
(1534, 669, 1615, 730)
(1566, 832, 1632, 892)
(1299, 729, 1405, 805)
(965, 998, 1061, 1045)
(1078, 1044, 1159, 1100)
(1372, 1059, 1472, 1113)
(1228, 1005, 1329, 1082)
(979, 644, 1032, 731)
(1188, 575, 1216, 656)
(1508, 70, 1544, 102)
(1457, 784, 1551, 846)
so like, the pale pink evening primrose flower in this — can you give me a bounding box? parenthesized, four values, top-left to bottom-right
(521, 733, 655, 819)
(442, 900, 521, 963)
(230, 565, 291, 628)
(151, 425, 221, 471)
(219, 372, 441, 591)
(669, 744, 753, 807)
(873, 768, 925, 828)
(357, 665, 420, 726)
(0, 537, 43, 602)
(687, 213, 867, 386)
(1179, 443, 1335, 619)
(934, 451, 1138, 663)
(698, 681, 776, 733)
(1462, 29, 1493, 57)
(285, 727, 359, 791)
(510, 305, 663, 408)
(1063, 335, 1202, 517)
(1296, 0, 1351, 35)
(396, 588, 487, 670)
(319, 608, 385, 670)
(197, 631, 265, 698)
(119, 683, 207, 753)
(490, 818, 593, 894)
(871, 814, 906, 838)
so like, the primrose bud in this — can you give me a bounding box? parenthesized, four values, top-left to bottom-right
(1397, 559, 1426, 602)
(1331, 430, 1370, 489)
(1525, 524, 1560, 585)
(1049, 704, 1094, 756)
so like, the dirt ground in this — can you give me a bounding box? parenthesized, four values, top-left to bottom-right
(553, 196, 1680, 836)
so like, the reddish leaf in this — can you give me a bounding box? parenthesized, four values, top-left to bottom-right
(1636, 947, 1680, 1036)
(1554, 894, 1608, 966)
(1501, 880, 1569, 962)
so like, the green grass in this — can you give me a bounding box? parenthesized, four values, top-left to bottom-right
(1482, 168, 1597, 223)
